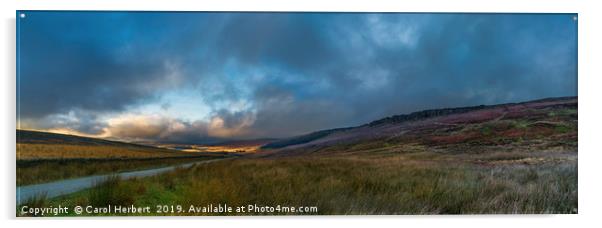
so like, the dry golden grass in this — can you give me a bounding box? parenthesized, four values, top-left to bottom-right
(17, 143, 193, 160)
(38, 153, 577, 215)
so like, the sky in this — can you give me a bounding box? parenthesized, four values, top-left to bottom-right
(17, 12, 577, 143)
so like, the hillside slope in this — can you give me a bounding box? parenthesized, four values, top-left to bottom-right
(16, 130, 202, 160)
(18, 130, 157, 148)
(260, 97, 577, 157)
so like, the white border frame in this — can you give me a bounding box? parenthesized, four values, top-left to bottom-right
(2, 1, 600, 228)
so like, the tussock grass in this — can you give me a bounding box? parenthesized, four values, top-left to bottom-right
(44, 155, 577, 215)
(89, 176, 137, 207)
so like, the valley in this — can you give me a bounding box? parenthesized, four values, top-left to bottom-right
(17, 97, 578, 215)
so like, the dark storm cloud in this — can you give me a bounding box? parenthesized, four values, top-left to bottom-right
(214, 14, 339, 71)
(18, 12, 196, 119)
(18, 12, 577, 142)
(226, 13, 578, 137)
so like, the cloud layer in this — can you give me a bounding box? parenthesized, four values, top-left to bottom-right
(17, 12, 578, 143)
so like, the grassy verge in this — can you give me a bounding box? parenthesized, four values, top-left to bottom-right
(24, 153, 577, 216)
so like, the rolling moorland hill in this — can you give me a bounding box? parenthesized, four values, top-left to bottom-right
(16, 129, 205, 160)
(260, 96, 577, 158)
(18, 129, 159, 148)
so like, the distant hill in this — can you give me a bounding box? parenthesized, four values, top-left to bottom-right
(262, 127, 353, 149)
(18, 129, 155, 148)
(260, 96, 577, 156)
(16, 130, 211, 160)
(365, 97, 576, 127)
(207, 138, 277, 147)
